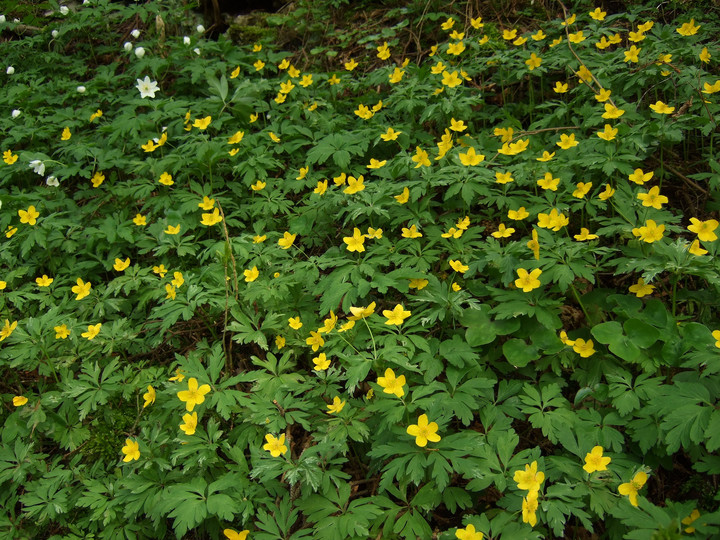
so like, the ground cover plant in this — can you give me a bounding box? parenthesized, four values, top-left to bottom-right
(2, 0, 720, 538)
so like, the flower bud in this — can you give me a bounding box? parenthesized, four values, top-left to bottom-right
(135, 46, 145, 58)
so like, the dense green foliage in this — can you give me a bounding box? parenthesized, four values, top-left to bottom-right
(2, 0, 720, 538)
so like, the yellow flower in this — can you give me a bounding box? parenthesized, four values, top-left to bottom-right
(368, 158, 387, 169)
(143, 385, 156, 408)
(276, 335, 286, 349)
(327, 396, 346, 414)
(589, 7, 606, 20)
(559, 330, 575, 346)
(629, 278, 654, 297)
(61, 127, 71, 140)
(383, 304, 411, 325)
(628, 30, 645, 42)
(165, 284, 176, 300)
(676, 19, 700, 36)
(633, 219, 665, 243)
(624, 45, 641, 63)
(700, 47, 711, 64)
(376, 42, 391, 60)
(649, 100, 675, 114)
(250, 180, 266, 191)
(394, 187, 410, 204)
(72, 278, 92, 300)
(249, 113, 259, 123)
(401, 224, 422, 238)
(447, 260, 468, 274)
(18, 205, 40, 225)
(277, 58, 290, 70)
(441, 70, 462, 88)
(522, 492, 539, 527)
(525, 53, 542, 70)
(279, 232, 297, 249)
(557, 133, 579, 149)
(344, 58, 358, 71)
(158, 172, 173, 186)
(224, 530, 250, 540)
(366, 227, 383, 239)
(3, 150, 19, 165)
(89, 109, 103, 122)
(442, 227, 463, 239)
(114, 257, 131, 271)
(179, 411, 198, 435)
(494, 172, 515, 186)
(628, 168, 653, 185)
(0, 320, 17, 342)
(164, 224, 181, 235)
(133, 214, 147, 226)
(12, 396, 28, 407)
(599, 184, 615, 200)
(171, 271, 184, 288)
(344, 175, 365, 194)
(253, 59, 265, 71)
(142, 140, 158, 152)
(313, 353, 331, 371)
(253, 234, 267, 244)
(515, 268, 542, 292)
(244, 266, 259, 282)
(618, 471, 648, 506)
(574, 228, 599, 241)
(299, 74, 313, 87)
(573, 182, 592, 198)
(228, 130, 244, 145)
(121, 439, 140, 462)
(688, 239, 708, 256)
(602, 103, 625, 119)
(230, 66, 240, 78)
(286, 316, 302, 330)
(553, 81, 568, 93)
(459, 147, 485, 166)
(470, 17, 483, 29)
(595, 88, 612, 102)
(537, 172, 560, 191)
(636, 186, 667, 209)
(408, 278, 429, 290)
(377, 368, 406, 398)
(688, 218, 718, 241)
(514, 460, 545, 491)
(81, 323, 102, 340)
(263, 433, 288, 456)
(306, 330, 325, 351)
(508, 207, 529, 220)
(193, 116, 212, 130)
(502, 28, 517, 40)
(314, 180, 328, 195)
(201, 208, 222, 226)
(328, 73, 341, 85)
(491, 223, 515, 238)
(407, 414, 441, 447)
(388, 67, 404, 83)
(412, 147, 430, 168)
(91, 171, 105, 187)
(597, 124, 618, 141)
(682, 509, 701, 534)
(536, 150, 555, 162)
(573, 338, 596, 357)
(576, 64, 592, 83)
(36, 275, 53, 287)
(348, 301, 376, 320)
(153, 265, 168, 277)
(177, 377, 211, 412)
(441, 17, 455, 30)
(381, 127, 401, 141)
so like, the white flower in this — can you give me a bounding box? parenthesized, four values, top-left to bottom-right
(59, 6, 69, 15)
(46, 176, 59, 187)
(52, 29, 59, 38)
(29, 160, 45, 176)
(194, 48, 201, 56)
(135, 76, 159, 99)
(11, 109, 20, 118)
(124, 42, 132, 52)
(6, 66, 14, 75)
(131, 29, 140, 38)
(135, 46, 145, 59)
(183, 36, 190, 45)
(196, 24, 205, 33)
(0, 15, 5, 23)
(77, 85, 86, 93)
